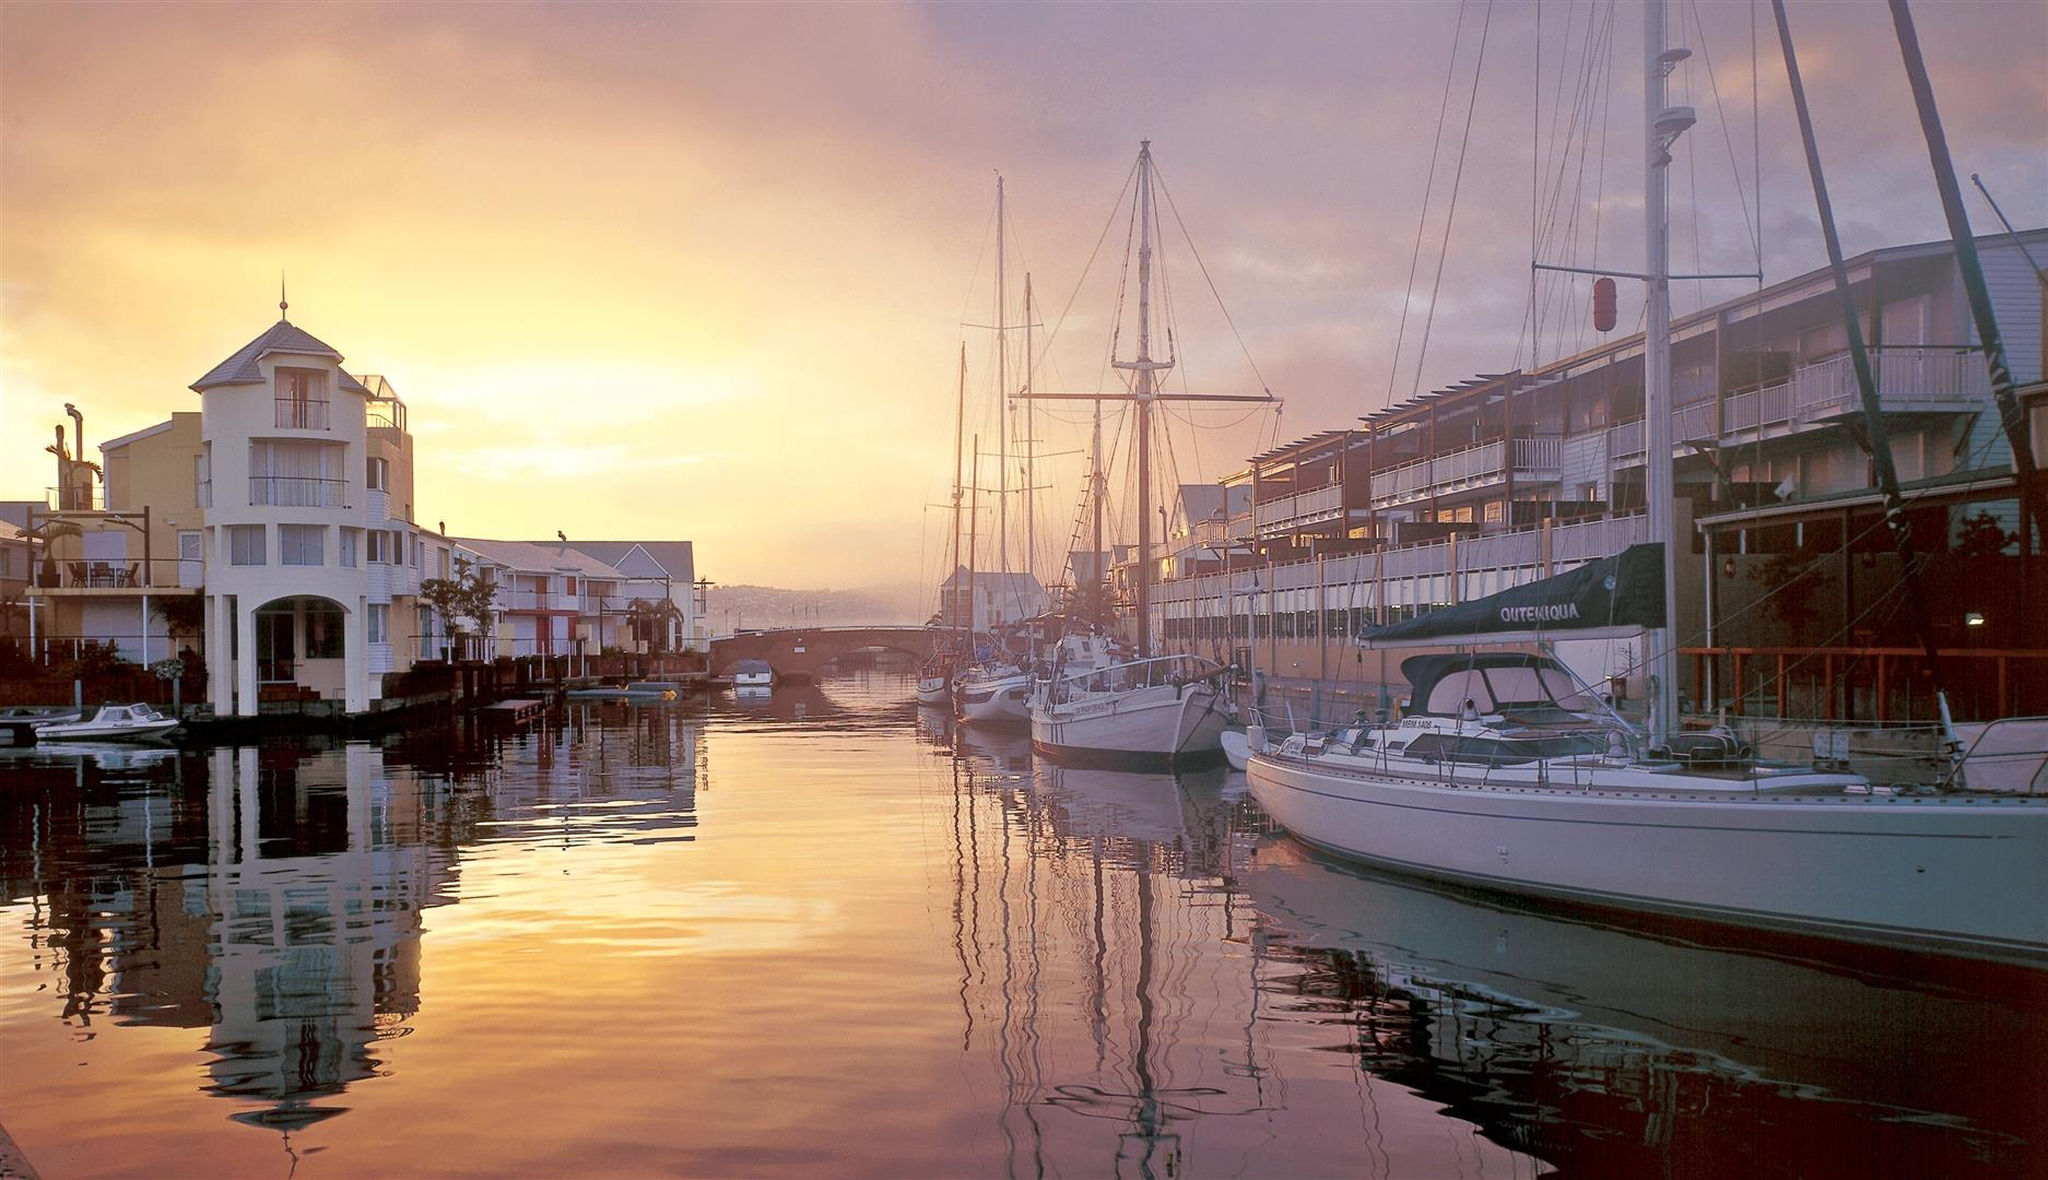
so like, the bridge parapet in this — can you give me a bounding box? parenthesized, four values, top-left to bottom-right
(707, 626, 943, 682)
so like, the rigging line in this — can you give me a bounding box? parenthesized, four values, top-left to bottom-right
(1534, 2, 1607, 365)
(1576, 0, 1618, 360)
(1407, 0, 1498, 405)
(958, 199, 999, 337)
(1152, 165, 1273, 397)
(1688, 0, 1762, 267)
(1557, 0, 1615, 362)
(1684, 54, 1707, 318)
(1537, 0, 1609, 359)
(1032, 155, 1139, 380)
(1385, 0, 1474, 409)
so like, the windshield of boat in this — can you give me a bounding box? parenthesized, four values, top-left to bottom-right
(1423, 662, 1598, 715)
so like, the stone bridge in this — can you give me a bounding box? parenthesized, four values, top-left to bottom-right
(708, 626, 944, 682)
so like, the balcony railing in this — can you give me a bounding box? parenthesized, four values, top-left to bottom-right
(1253, 483, 1344, 531)
(29, 557, 202, 591)
(1370, 436, 1562, 507)
(274, 397, 331, 430)
(249, 476, 349, 508)
(366, 397, 407, 431)
(1619, 348, 1988, 462)
(44, 484, 102, 512)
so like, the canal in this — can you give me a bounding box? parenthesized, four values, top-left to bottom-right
(1, 670, 2042, 1178)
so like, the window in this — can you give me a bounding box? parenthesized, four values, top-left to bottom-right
(367, 457, 390, 491)
(228, 525, 266, 566)
(368, 603, 389, 644)
(250, 441, 344, 507)
(339, 527, 359, 568)
(305, 600, 344, 658)
(274, 368, 329, 429)
(281, 524, 324, 566)
(411, 534, 422, 568)
(367, 530, 395, 564)
(198, 445, 212, 508)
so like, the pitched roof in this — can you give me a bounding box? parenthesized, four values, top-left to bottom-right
(452, 537, 628, 578)
(191, 319, 372, 395)
(560, 540, 694, 585)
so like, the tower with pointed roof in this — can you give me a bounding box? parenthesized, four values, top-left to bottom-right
(189, 305, 413, 714)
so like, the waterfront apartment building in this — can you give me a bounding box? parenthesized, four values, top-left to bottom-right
(18, 311, 704, 715)
(1155, 230, 2048, 722)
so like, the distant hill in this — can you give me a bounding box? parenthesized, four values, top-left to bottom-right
(703, 583, 930, 633)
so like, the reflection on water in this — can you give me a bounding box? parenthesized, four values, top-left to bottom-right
(1, 679, 2040, 1177)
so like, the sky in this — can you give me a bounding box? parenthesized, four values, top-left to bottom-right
(2, 0, 2043, 591)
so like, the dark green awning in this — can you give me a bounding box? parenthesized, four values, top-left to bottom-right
(1359, 543, 1665, 648)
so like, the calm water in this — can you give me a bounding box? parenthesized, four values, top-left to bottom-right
(2, 671, 2043, 1179)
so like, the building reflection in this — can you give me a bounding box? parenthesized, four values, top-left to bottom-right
(935, 726, 2046, 1178)
(0, 708, 706, 1135)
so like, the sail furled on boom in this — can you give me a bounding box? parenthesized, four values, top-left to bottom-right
(1358, 543, 1666, 649)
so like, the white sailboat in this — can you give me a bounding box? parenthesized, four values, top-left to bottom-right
(1024, 142, 1268, 771)
(1247, 1, 2048, 967)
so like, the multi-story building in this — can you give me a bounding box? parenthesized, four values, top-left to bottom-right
(934, 568, 1050, 634)
(553, 540, 705, 653)
(16, 306, 712, 713)
(1155, 230, 2047, 721)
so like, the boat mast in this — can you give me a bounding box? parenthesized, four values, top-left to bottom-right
(1092, 397, 1105, 631)
(953, 344, 968, 647)
(1643, 0, 1682, 747)
(1121, 141, 1167, 657)
(968, 431, 981, 647)
(1024, 273, 1036, 591)
(996, 175, 1010, 583)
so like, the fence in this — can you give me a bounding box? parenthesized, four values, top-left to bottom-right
(29, 557, 198, 590)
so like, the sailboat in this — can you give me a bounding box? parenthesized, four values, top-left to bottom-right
(1246, 0, 2048, 967)
(1025, 142, 1268, 771)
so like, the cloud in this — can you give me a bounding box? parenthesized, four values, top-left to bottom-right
(2, 0, 2041, 586)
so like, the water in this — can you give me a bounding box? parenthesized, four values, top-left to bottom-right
(2, 671, 2042, 1178)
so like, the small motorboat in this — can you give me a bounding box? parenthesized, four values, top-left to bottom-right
(567, 681, 682, 702)
(731, 660, 774, 689)
(34, 703, 181, 743)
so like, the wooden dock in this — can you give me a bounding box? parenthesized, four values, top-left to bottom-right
(481, 698, 547, 728)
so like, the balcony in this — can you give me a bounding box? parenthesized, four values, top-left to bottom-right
(503, 588, 582, 612)
(275, 397, 331, 430)
(367, 397, 407, 431)
(44, 484, 102, 512)
(1252, 483, 1345, 534)
(1615, 348, 1989, 464)
(249, 476, 349, 508)
(28, 557, 201, 593)
(1370, 437, 1562, 509)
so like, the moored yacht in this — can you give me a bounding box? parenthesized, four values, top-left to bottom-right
(34, 703, 182, 743)
(1031, 651, 1233, 770)
(1248, 0, 2048, 966)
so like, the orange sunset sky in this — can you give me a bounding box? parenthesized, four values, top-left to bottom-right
(3, 1, 2042, 590)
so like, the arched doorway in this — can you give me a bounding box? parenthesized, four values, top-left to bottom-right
(253, 595, 348, 702)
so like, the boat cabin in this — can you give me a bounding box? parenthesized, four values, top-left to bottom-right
(1400, 653, 1601, 720)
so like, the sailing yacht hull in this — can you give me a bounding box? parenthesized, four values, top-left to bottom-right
(1031, 682, 1230, 771)
(1247, 753, 2048, 966)
(958, 672, 1031, 726)
(915, 677, 953, 707)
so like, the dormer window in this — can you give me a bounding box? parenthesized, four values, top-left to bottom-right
(276, 368, 329, 429)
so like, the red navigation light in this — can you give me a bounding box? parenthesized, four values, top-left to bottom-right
(1592, 276, 1617, 333)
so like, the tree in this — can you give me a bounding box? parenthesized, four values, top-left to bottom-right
(1954, 510, 2018, 561)
(419, 556, 497, 659)
(627, 597, 681, 653)
(151, 595, 207, 653)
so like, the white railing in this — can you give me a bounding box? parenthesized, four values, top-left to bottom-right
(1252, 483, 1344, 530)
(1371, 437, 1562, 506)
(1153, 513, 1649, 606)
